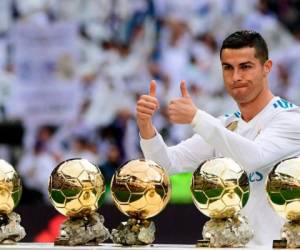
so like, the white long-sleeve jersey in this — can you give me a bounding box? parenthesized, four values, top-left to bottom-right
(140, 96, 300, 246)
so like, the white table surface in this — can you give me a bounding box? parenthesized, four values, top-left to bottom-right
(0, 243, 274, 250)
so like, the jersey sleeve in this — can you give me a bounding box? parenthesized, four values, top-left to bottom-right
(140, 130, 215, 175)
(192, 109, 300, 171)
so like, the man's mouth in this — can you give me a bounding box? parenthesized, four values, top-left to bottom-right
(232, 84, 248, 89)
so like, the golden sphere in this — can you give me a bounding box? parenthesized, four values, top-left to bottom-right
(266, 157, 300, 221)
(191, 157, 249, 219)
(0, 159, 22, 214)
(48, 158, 105, 218)
(110, 159, 171, 219)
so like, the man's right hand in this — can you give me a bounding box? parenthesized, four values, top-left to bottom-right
(136, 80, 159, 139)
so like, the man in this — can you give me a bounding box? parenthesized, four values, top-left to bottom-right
(136, 30, 300, 246)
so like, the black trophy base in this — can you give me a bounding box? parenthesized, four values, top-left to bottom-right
(54, 237, 99, 246)
(196, 240, 210, 248)
(273, 239, 287, 248)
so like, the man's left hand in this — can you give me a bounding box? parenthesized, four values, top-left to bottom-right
(168, 80, 198, 124)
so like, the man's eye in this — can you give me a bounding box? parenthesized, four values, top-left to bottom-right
(241, 65, 251, 69)
(223, 65, 231, 70)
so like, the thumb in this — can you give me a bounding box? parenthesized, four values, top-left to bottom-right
(180, 80, 190, 98)
(149, 80, 156, 97)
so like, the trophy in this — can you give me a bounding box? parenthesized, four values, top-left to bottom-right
(266, 157, 300, 248)
(191, 157, 253, 247)
(48, 158, 110, 246)
(0, 159, 25, 244)
(110, 159, 171, 245)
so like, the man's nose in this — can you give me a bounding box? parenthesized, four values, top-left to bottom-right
(232, 69, 242, 82)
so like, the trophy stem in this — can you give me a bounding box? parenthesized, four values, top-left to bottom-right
(199, 213, 253, 248)
(111, 218, 156, 245)
(0, 212, 26, 244)
(54, 212, 110, 246)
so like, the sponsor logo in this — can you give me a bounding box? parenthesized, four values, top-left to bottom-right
(248, 171, 263, 182)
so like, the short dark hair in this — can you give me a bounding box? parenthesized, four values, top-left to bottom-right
(220, 30, 269, 64)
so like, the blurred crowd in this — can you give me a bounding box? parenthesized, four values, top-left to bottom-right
(0, 0, 300, 204)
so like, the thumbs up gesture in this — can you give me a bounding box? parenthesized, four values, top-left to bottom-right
(136, 80, 160, 139)
(180, 79, 190, 98)
(168, 80, 198, 124)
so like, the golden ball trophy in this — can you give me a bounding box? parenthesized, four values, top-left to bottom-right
(48, 158, 110, 246)
(110, 159, 171, 245)
(191, 157, 253, 247)
(266, 157, 300, 248)
(0, 159, 25, 244)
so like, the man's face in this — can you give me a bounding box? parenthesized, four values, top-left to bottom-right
(220, 47, 272, 105)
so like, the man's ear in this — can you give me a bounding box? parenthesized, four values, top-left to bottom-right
(264, 59, 272, 75)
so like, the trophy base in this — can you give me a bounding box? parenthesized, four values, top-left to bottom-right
(274, 220, 300, 248)
(0, 212, 26, 244)
(196, 240, 210, 248)
(273, 239, 287, 248)
(201, 213, 253, 248)
(111, 218, 156, 246)
(54, 238, 99, 246)
(54, 212, 110, 246)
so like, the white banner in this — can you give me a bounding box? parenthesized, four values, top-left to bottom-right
(8, 21, 81, 125)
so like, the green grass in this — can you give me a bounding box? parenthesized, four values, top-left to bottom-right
(170, 172, 193, 204)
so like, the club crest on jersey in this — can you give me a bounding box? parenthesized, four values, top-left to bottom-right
(226, 121, 238, 131)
